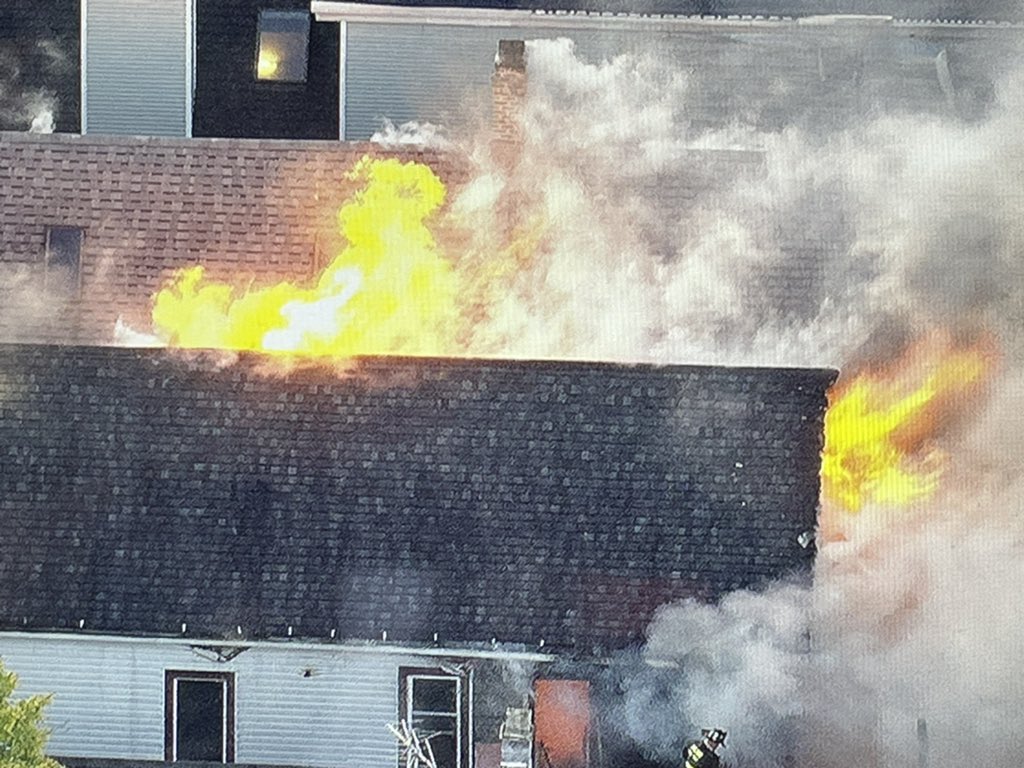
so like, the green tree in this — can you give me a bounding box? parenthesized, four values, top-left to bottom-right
(0, 660, 60, 768)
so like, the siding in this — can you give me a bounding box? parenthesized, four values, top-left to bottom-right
(84, 0, 189, 136)
(345, 24, 638, 140)
(343, 22, 1020, 139)
(0, 634, 429, 768)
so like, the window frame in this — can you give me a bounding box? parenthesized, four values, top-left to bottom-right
(399, 667, 471, 768)
(164, 670, 236, 763)
(254, 9, 311, 84)
(43, 225, 84, 295)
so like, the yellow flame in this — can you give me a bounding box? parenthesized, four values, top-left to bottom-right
(257, 48, 280, 79)
(822, 333, 994, 514)
(152, 157, 461, 357)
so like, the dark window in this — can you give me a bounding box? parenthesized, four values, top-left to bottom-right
(255, 10, 310, 83)
(44, 226, 82, 294)
(400, 668, 470, 768)
(165, 671, 235, 763)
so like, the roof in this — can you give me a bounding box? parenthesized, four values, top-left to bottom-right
(0, 344, 834, 654)
(312, 0, 1024, 24)
(0, 132, 469, 345)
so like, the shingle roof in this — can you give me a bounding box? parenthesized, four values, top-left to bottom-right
(0, 344, 834, 653)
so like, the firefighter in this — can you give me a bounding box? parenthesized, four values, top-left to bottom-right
(683, 728, 727, 768)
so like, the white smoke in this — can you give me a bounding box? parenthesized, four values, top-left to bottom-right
(455, 37, 1024, 369)
(452, 34, 1024, 768)
(0, 41, 63, 133)
(371, 118, 454, 150)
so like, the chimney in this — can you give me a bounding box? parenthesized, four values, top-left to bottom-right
(491, 40, 527, 166)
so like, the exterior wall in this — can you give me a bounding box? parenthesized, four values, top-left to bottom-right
(0, 0, 81, 133)
(343, 20, 1020, 139)
(83, 0, 191, 137)
(0, 132, 470, 345)
(0, 633, 535, 768)
(193, 0, 340, 140)
(344, 23, 639, 140)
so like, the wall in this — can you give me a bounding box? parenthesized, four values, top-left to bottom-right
(0, 0, 81, 133)
(1, 634, 537, 768)
(342, 20, 1021, 140)
(193, 0, 340, 140)
(83, 0, 190, 137)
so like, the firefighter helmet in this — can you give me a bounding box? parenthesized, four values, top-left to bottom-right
(702, 728, 727, 746)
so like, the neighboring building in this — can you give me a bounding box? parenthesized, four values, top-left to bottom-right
(0, 343, 834, 768)
(0, 3, 989, 767)
(2, 1, 1022, 139)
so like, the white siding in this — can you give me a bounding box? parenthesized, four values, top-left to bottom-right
(84, 0, 190, 136)
(0, 635, 430, 768)
(344, 24, 641, 140)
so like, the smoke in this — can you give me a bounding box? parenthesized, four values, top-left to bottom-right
(451, 36, 1024, 369)
(0, 40, 64, 133)
(371, 118, 454, 151)
(442, 32, 1024, 768)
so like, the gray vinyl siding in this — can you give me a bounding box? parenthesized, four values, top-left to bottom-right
(344, 24, 642, 140)
(342, 23, 1014, 140)
(84, 0, 190, 136)
(0, 635, 423, 768)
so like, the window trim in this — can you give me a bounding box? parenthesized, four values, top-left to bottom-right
(164, 670, 236, 763)
(254, 9, 311, 84)
(43, 225, 84, 295)
(399, 667, 471, 768)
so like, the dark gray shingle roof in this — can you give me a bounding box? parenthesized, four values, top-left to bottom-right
(0, 344, 834, 653)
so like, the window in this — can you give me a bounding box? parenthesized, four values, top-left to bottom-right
(255, 10, 310, 83)
(400, 668, 471, 768)
(165, 671, 235, 763)
(44, 226, 83, 295)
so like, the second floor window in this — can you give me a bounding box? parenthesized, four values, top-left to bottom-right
(256, 10, 310, 83)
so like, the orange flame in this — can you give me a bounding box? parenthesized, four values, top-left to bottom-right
(151, 157, 462, 357)
(822, 331, 995, 515)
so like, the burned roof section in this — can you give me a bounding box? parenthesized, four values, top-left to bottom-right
(0, 344, 834, 653)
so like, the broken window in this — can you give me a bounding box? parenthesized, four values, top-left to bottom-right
(255, 10, 310, 83)
(400, 668, 470, 768)
(44, 226, 82, 295)
(165, 671, 235, 763)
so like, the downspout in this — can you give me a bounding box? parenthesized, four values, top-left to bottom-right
(338, 19, 347, 140)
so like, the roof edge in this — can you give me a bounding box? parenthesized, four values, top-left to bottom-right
(0, 341, 841, 379)
(0, 630, 556, 662)
(310, 1, 1024, 29)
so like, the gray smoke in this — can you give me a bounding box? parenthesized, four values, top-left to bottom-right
(454, 36, 1024, 369)
(447, 33, 1024, 768)
(0, 40, 64, 133)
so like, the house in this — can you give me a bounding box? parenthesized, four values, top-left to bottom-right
(0, 343, 833, 768)
(1, 1, 1021, 139)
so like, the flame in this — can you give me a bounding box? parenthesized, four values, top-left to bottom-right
(822, 331, 995, 515)
(151, 157, 461, 357)
(257, 48, 280, 79)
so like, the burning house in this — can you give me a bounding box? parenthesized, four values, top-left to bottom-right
(0, 344, 832, 767)
(2, 1, 1024, 767)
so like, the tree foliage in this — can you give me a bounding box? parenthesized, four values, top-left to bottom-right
(0, 660, 60, 768)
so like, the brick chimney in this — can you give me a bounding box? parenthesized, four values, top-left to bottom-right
(491, 40, 526, 167)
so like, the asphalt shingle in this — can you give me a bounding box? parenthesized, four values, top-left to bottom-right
(0, 344, 834, 652)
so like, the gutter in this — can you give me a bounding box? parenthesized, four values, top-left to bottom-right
(0, 631, 556, 663)
(310, 1, 1024, 29)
